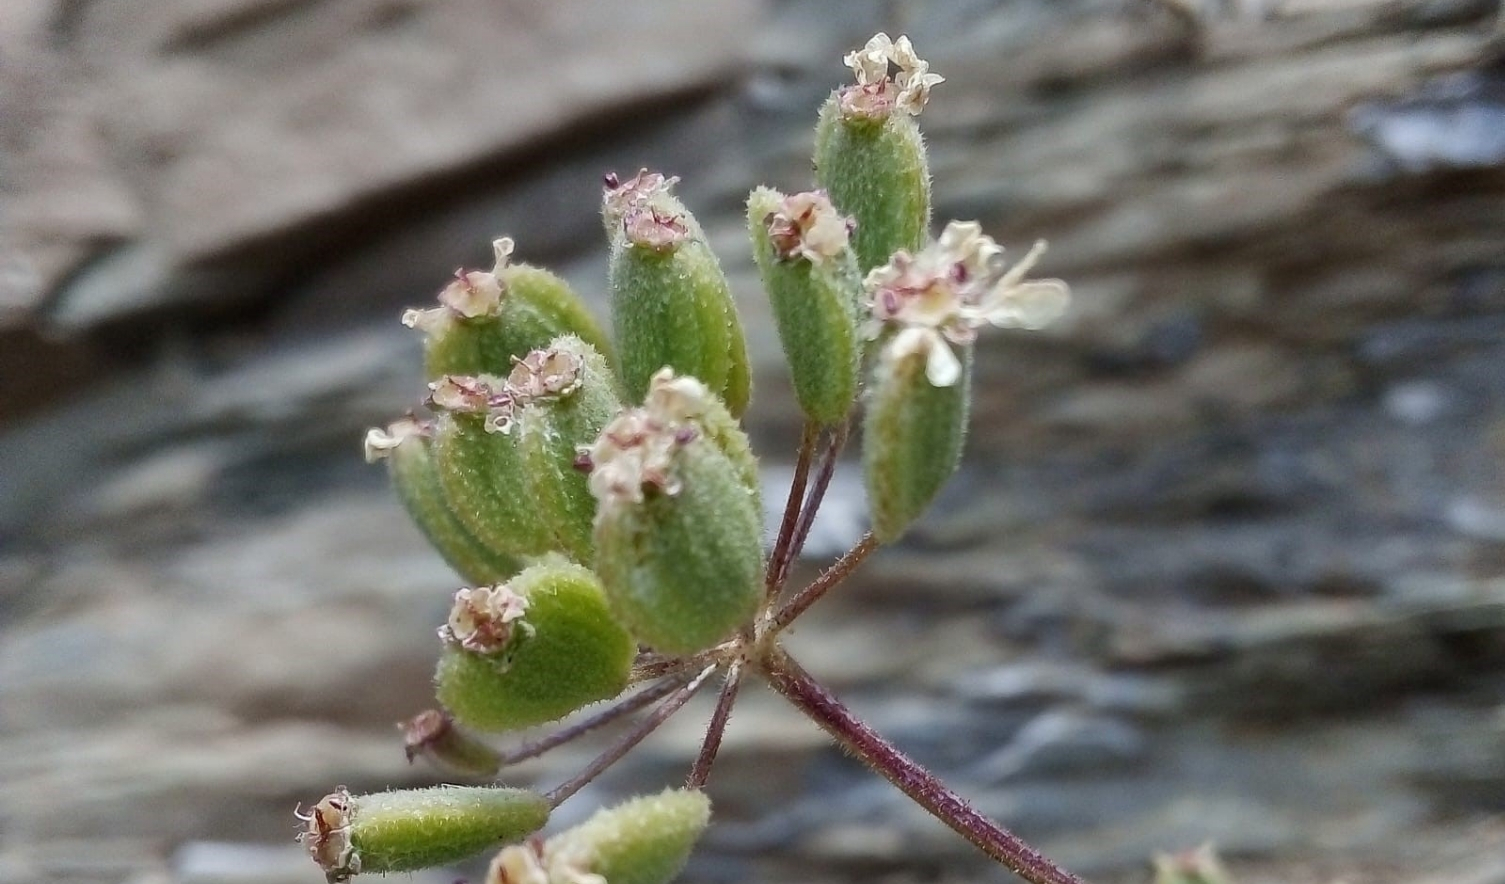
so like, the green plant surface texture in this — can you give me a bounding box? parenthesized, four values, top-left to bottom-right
(348, 786, 548, 874)
(747, 186, 862, 427)
(434, 411, 557, 560)
(862, 343, 972, 543)
(814, 97, 931, 274)
(385, 428, 524, 584)
(548, 789, 711, 884)
(435, 561, 636, 732)
(610, 237, 750, 417)
(424, 264, 612, 380)
(594, 439, 763, 655)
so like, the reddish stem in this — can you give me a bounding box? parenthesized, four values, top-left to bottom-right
(498, 675, 689, 768)
(686, 660, 743, 788)
(778, 421, 849, 588)
(761, 649, 1089, 884)
(767, 424, 820, 597)
(770, 532, 878, 631)
(545, 665, 717, 808)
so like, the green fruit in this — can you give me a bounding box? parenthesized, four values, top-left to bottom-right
(298, 785, 547, 882)
(435, 561, 636, 732)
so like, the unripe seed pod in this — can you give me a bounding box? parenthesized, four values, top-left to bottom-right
(403, 237, 612, 380)
(605, 171, 752, 417)
(748, 187, 862, 426)
(587, 374, 763, 655)
(364, 416, 523, 584)
(435, 560, 636, 732)
(432, 377, 554, 560)
(862, 335, 972, 543)
(399, 708, 502, 778)
(488, 789, 710, 884)
(297, 785, 548, 882)
(432, 339, 621, 563)
(814, 98, 931, 275)
(815, 34, 943, 274)
(514, 338, 622, 564)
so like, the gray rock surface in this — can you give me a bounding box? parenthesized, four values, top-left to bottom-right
(3, 1, 1504, 883)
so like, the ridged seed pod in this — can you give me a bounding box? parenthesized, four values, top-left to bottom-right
(403, 237, 612, 380)
(431, 338, 620, 563)
(364, 416, 523, 584)
(298, 785, 548, 882)
(435, 560, 636, 732)
(604, 171, 752, 417)
(587, 374, 763, 655)
(862, 335, 972, 543)
(488, 789, 710, 884)
(814, 33, 943, 274)
(748, 187, 862, 426)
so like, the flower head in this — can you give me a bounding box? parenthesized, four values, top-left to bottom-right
(401, 238, 515, 333)
(603, 168, 681, 232)
(866, 222, 1069, 386)
(296, 788, 358, 880)
(764, 190, 853, 264)
(838, 32, 943, 119)
(507, 348, 584, 400)
(582, 369, 710, 506)
(440, 584, 532, 655)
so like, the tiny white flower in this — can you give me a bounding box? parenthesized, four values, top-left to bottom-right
(765, 190, 852, 264)
(508, 349, 584, 401)
(442, 585, 532, 655)
(838, 32, 941, 118)
(844, 32, 893, 85)
(888, 326, 963, 387)
(866, 225, 1069, 387)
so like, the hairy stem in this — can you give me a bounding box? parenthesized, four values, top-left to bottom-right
(779, 421, 849, 587)
(770, 531, 878, 632)
(499, 675, 690, 768)
(686, 660, 744, 788)
(760, 649, 1088, 884)
(766, 423, 819, 598)
(545, 665, 717, 808)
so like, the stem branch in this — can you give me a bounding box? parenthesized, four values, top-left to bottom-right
(498, 675, 689, 768)
(545, 664, 717, 808)
(767, 423, 819, 597)
(760, 649, 1088, 884)
(686, 660, 743, 788)
(770, 532, 878, 631)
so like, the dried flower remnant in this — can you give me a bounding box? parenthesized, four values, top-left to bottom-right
(839, 32, 945, 119)
(764, 191, 853, 264)
(362, 415, 429, 464)
(508, 348, 585, 400)
(399, 709, 503, 777)
(441, 584, 533, 655)
(866, 222, 1070, 386)
(297, 788, 359, 881)
(603, 169, 682, 233)
(622, 205, 690, 251)
(401, 238, 516, 334)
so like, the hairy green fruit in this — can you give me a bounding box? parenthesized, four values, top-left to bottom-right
(364, 417, 523, 584)
(814, 97, 932, 274)
(435, 560, 636, 732)
(488, 789, 711, 884)
(298, 785, 548, 882)
(605, 171, 752, 417)
(862, 339, 972, 543)
(403, 238, 612, 380)
(587, 374, 764, 655)
(431, 338, 620, 563)
(748, 187, 862, 426)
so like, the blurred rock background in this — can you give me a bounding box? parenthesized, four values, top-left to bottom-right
(3, 1, 1505, 882)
